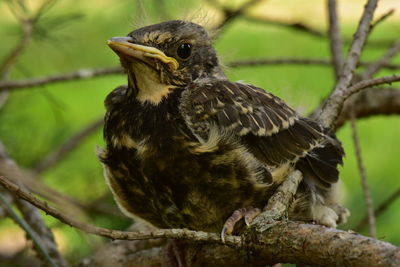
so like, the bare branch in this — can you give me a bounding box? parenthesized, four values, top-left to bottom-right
(242, 15, 325, 38)
(318, 0, 379, 127)
(228, 58, 400, 69)
(315, 74, 400, 124)
(0, 19, 34, 79)
(34, 117, 103, 174)
(0, 0, 57, 79)
(227, 58, 331, 67)
(0, 193, 57, 267)
(0, 175, 239, 244)
(350, 115, 376, 238)
(210, 0, 264, 30)
(1, 175, 399, 266)
(355, 187, 400, 232)
(0, 144, 68, 267)
(327, 0, 344, 80)
(265, 170, 302, 213)
(362, 40, 400, 79)
(370, 8, 395, 32)
(335, 88, 400, 129)
(345, 74, 400, 98)
(0, 66, 123, 91)
(0, 59, 399, 92)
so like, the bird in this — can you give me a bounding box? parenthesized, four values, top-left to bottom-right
(98, 20, 349, 240)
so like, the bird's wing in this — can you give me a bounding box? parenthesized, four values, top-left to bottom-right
(180, 80, 343, 186)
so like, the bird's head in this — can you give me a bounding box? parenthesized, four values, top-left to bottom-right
(107, 20, 224, 104)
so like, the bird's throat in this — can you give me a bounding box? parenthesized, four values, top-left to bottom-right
(128, 61, 175, 104)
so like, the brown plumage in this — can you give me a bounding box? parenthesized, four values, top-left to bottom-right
(99, 20, 349, 236)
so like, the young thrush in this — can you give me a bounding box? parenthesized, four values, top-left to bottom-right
(99, 20, 349, 240)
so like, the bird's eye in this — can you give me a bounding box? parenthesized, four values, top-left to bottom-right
(177, 43, 192, 59)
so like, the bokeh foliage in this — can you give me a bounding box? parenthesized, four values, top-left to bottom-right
(0, 0, 399, 263)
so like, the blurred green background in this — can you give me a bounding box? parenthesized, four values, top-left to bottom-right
(0, 0, 399, 264)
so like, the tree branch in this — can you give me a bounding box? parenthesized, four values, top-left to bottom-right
(318, 0, 379, 127)
(355, 187, 400, 232)
(206, 0, 264, 30)
(0, 143, 67, 267)
(0, 66, 123, 91)
(350, 115, 376, 238)
(1, 175, 399, 266)
(242, 15, 325, 38)
(344, 74, 400, 98)
(370, 8, 395, 32)
(334, 87, 400, 129)
(0, 175, 239, 245)
(0, 193, 57, 267)
(0, 59, 398, 92)
(362, 40, 400, 79)
(0, 18, 34, 79)
(34, 117, 103, 174)
(327, 0, 344, 80)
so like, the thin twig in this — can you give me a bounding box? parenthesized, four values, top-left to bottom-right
(314, 74, 400, 121)
(350, 114, 376, 238)
(14, 198, 69, 267)
(0, 142, 68, 266)
(0, 19, 34, 79)
(335, 0, 378, 91)
(370, 8, 395, 32)
(0, 146, 118, 220)
(229, 58, 400, 69)
(0, 60, 398, 91)
(212, 0, 264, 30)
(227, 58, 331, 67)
(0, 66, 123, 91)
(0, 0, 57, 78)
(354, 187, 400, 232)
(0, 175, 240, 246)
(1, 175, 399, 266)
(345, 74, 400, 98)
(327, 0, 344, 80)
(334, 87, 400, 129)
(362, 40, 400, 79)
(0, 193, 57, 267)
(318, 0, 380, 127)
(242, 15, 325, 37)
(34, 117, 104, 174)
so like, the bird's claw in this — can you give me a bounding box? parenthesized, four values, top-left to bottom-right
(221, 207, 261, 243)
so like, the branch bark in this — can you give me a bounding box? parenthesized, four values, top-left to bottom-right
(318, 0, 379, 127)
(362, 40, 400, 79)
(0, 66, 123, 91)
(350, 115, 376, 238)
(1, 59, 399, 92)
(0, 144, 67, 267)
(327, 0, 344, 80)
(1, 175, 399, 266)
(334, 88, 400, 129)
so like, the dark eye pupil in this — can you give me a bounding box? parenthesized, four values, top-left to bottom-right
(177, 43, 192, 59)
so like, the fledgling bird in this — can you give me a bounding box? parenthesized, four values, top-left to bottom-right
(99, 20, 349, 239)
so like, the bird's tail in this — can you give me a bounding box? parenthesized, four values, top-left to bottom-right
(295, 127, 344, 189)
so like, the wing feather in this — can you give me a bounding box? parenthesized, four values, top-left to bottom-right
(180, 80, 343, 186)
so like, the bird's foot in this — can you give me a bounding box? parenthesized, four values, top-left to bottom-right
(221, 207, 261, 242)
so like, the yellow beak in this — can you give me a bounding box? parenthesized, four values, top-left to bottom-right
(107, 37, 179, 71)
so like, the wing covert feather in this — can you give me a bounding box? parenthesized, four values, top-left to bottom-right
(180, 80, 343, 186)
